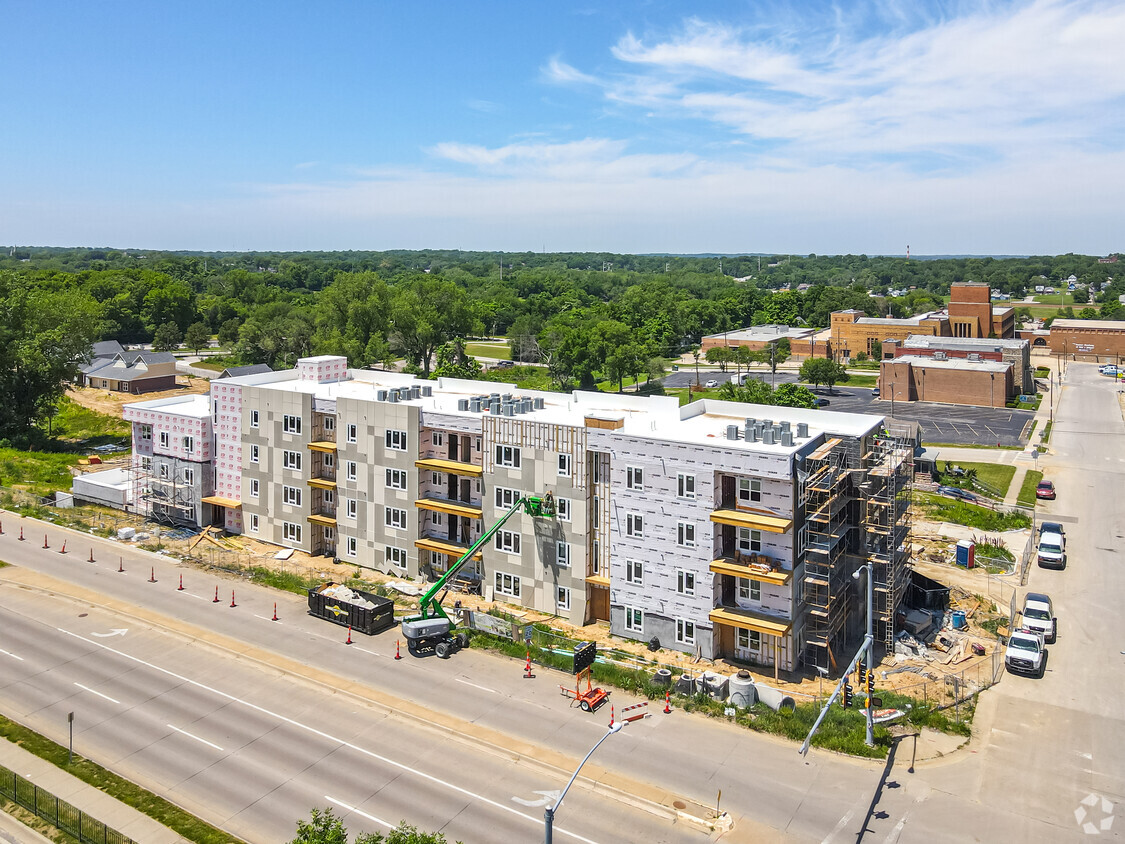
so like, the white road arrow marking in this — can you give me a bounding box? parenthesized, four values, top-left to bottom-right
(90, 629, 128, 638)
(512, 789, 562, 808)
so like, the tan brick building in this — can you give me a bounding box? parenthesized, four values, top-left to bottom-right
(1048, 319, 1125, 363)
(700, 325, 819, 357)
(879, 356, 1014, 408)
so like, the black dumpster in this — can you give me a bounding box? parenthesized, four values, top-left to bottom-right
(307, 582, 394, 635)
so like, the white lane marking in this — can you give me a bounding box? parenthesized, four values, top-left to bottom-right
(821, 807, 855, 844)
(456, 677, 497, 694)
(325, 795, 392, 829)
(882, 812, 908, 844)
(351, 646, 382, 657)
(59, 627, 600, 844)
(253, 614, 281, 623)
(0, 648, 23, 661)
(166, 724, 224, 751)
(74, 683, 120, 704)
(90, 629, 128, 638)
(184, 592, 206, 601)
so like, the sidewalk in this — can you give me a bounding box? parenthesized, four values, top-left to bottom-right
(0, 741, 191, 844)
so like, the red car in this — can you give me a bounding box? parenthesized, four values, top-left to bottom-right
(1036, 480, 1056, 500)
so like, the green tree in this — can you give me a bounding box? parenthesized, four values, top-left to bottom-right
(152, 322, 183, 352)
(290, 807, 349, 844)
(356, 821, 455, 844)
(432, 338, 482, 380)
(705, 346, 732, 371)
(184, 322, 211, 354)
(799, 357, 849, 391)
(718, 378, 775, 404)
(390, 278, 477, 377)
(645, 357, 666, 383)
(772, 382, 819, 408)
(218, 317, 241, 347)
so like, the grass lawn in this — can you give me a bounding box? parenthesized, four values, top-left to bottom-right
(1017, 470, 1044, 507)
(938, 460, 1017, 499)
(466, 341, 511, 360)
(846, 374, 879, 387)
(0, 450, 82, 497)
(1040, 421, 1053, 443)
(914, 492, 1031, 531)
(192, 358, 226, 371)
(51, 396, 130, 443)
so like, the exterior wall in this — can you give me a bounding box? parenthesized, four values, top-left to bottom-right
(827, 311, 949, 360)
(1048, 324, 1125, 361)
(948, 283, 992, 338)
(879, 361, 1013, 407)
(211, 380, 245, 531)
(86, 374, 177, 393)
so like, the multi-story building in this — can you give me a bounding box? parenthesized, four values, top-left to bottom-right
(118, 356, 911, 677)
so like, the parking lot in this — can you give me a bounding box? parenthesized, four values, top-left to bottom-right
(662, 370, 1034, 447)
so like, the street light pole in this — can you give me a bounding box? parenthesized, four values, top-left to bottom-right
(853, 564, 875, 748)
(545, 722, 624, 844)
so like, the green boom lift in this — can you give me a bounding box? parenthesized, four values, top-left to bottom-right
(400, 493, 556, 658)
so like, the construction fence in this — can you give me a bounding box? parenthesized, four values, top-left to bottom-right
(881, 645, 1005, 726)
(0, 763, 136, 844)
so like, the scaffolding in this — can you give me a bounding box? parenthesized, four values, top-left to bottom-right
(801, 437, 858, 673)
(860, 433, 914, 650)
(129, 456, 199, 528)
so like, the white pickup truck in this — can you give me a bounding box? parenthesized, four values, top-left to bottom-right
(1020, 592, 1056, 644)
(1005, 628, 1047, 678)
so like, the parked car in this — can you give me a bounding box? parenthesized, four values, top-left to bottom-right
(1004, 628, 1046, 677)
(871, 387, 880, 397)
(1037, 530, 1066, 569)
(704, 379, 719, 388)
(1039, 521, 1064, 537)
(1100, 364, 1118, 376)
(816, 397, 830, 407)
(1036, 480, 1056, 500)
(1021, 593, 1056, 643)
(495, 360, 515, 368)
(938, 485, 977, 502)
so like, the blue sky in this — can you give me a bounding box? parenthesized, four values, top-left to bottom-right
(2, 1, 1123, 254)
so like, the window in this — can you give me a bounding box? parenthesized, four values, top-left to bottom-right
(158, 463, 169, 479)
(495, 445, 521, 468)
(345, 536, 358, 557)
(555, 497, 572, 522)
(386, 468, 408, 490)
(556, 586, 571, 612)
(431, 431, 444, 447)
(624, 606, 643, 632)
(385, 429, 408, 451)
(324, 526, 335, 543)
(626, 559, 643, 585)
(738, 577, 762, 603)
(346, 423, 357, 443)
(474, 437, 481, 451)
(323, 489, 335, 505)
(626, 512, 644, 538)
(677, 473, 696, 499)
(249, 444, 259, 463)
(385, 507, 407, 530)
(283, 415, 302, 435)
(677, 522, 696, 548)
(557, 453, 572, 477)
(346, 498, 357, 519)
(140, 425, 152, 441)
(283, 485, 301, 506)
(431, 472, 443, 486)
(431, 511, 443, 527)
(282, 450, 302, 471)
(495, 530, 521, 554)
(495, 571, 521, 598)
(592, 459, 604, 485)
(159, 431, 169, 448)
(592, 496, 600, 529)
(494, 486, 521, 510)
(248, 514, 259, 532)
(797, 524, 808, 557)
(677, 569, 696, 596)
(283, 522, 302, 543)
(556, 541, 571, 568)
(738, 478, 762, 504)
(140, 456, 151, 471)
(183, 436, 194, 452)
(737, 628, 762, 652)
(738, 527, 762, 553)
(323, 452, 335, 469)
(182, 468, 194, 485)
(386, 546, 408, 568)
(323, 416, 335, 432)
(626, 466, 644, 490)
(249, 411, 259, 429)
(346, 460, 357, 481)
(676, 619, 696, 646)
(249, 478, 259, 498)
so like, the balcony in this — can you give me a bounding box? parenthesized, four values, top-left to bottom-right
(414, 535, 483, 560)
(201, 495, 241, 509)
(414, 497, 483, 520)
(307, 441, 337, 453)
(307, 513, 337, 528)
(414, 457, 483, 477)
(307, 477, 337, 490)
(709, 553, 792, 586)
(709, 508, 793, 534)
(708, 605, 792, 638)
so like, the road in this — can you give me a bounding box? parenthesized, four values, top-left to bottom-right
(1, 362, 1121, 842)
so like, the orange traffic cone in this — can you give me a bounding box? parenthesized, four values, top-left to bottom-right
(117, 557, 124, 572)
(394, 640, 402, 660)
(18, 526, 24, 541)
(59, 541, 67, 554)
(148, 567, 157, 583)
(272, 602, 278, 621)
(346, 626, 353, 645)
(663, 691, 672, 714)
(43, 534, 49, 549)
(88, 548, 95, 562)
(230, 590, 237, 608)
(178, 574, 184, 591)
(213, 586, 220, 603)
(609, 704, 615, 727)
(524, 649, 534, 679)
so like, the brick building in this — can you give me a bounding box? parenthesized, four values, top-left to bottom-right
(1048, 319, 1125, 363)
(700, 325, 820, 358)
(889, 336, 1033, 395)
(879, 356, 1013, 408)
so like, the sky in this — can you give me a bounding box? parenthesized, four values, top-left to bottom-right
(1, 0, 1123, 255)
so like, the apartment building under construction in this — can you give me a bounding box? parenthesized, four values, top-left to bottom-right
(118, 355, 912, 676)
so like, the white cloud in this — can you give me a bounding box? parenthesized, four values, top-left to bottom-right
(428, 137, 696, 180)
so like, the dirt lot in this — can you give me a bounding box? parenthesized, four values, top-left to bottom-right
(66, 378, 210, 418)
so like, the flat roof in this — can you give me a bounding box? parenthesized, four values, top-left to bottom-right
(902, 335, 1028, 351)
(1051, 319, 1125, 331)
(241, 363, 886, 455)
(703, 324, 817, 342)
(889, 355, 1009, 373)
(855, 311, 944, 326)
(123, 393, 212, 418)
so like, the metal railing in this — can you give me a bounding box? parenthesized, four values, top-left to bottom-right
(0, 763, 136, 844)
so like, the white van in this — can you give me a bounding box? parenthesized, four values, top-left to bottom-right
(1037, 531, 1066, 569)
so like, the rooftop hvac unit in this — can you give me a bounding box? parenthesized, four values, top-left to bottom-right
(469, 397, 482, 413)
(746, 427, 759, 443)
(780, 420, 791, 432)
(400, 387, 412, 400)
(533, 397, 545, 410)
(796, 422, 809, 438)
(502, 404, 515, 416)
(762, 419, 773, 430)
(489, 402, 501, 415)
(376, 390, 388, 401)
(727, 424, 741, 440)
(762, 428, 775, 445)
(421, 385, 433, 397)
(745, 417, 757, 427)
(968, 353, 981, 361)
(502, 393, 513, 402)
(457, 398, 470, 411)
(388, 391, 399, 403)
(781, 431, 794, 447)
(490, 393, 500, 402)
(410, 386, 421, 399)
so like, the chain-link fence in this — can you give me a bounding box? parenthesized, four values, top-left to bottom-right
(0, 762, 136, 844)
(882, 645, 1004, 725)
